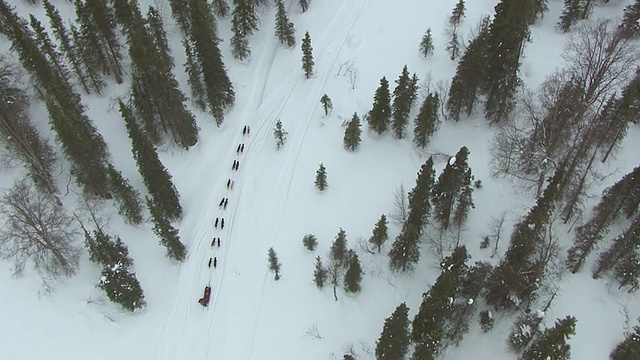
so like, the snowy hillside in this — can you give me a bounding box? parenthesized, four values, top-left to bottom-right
(1, 0, 639, 359)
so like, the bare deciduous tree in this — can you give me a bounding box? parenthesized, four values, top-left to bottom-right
(0, 181, 81, 278)
(390, 184, 408, 226)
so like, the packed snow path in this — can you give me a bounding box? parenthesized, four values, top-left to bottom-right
(154, 1, 370, 359)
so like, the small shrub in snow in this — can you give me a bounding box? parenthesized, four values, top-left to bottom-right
(303, 234, 318, 251)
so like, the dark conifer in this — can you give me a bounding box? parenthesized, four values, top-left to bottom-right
(315, 163, 327, 191)
(212, 0, 230, 18)
(483, 0, 533, 123)
(301, 31, 314, 78)
(330, 228, 348, 267)
(388, 223, 420, 272)
(369, 214, 389, 253)
(146, 6, 173, 70)
(343, 252, 363, 293)
(147, 198, 187, 261)
(275, 0, 296, 47)
(168, 0, 191, 35)
(320, 94, 333, 116)
(414, 92, 439, 148)
(620, 0, 640, 38)
(446, 16, 490, 122)
(299, 0, 310, 13)
(521, 316, 577, 360)
(367, 77, 391, 134)
(344, 112, 362, 151)
(450, 0, 466, 26)
(267, 247, 282, 280)
(419, 28, 434, 57)
(232, 0, 259, 36)
(432, 147, 473, 230)
(391, 66, 417, 139)
(273, 119, 288, 150)
(592, 214, 640, 281)
(313, 256, 327, 288)
(119, 101, 182, 221)
(183, 39, 207, 111)
(558, 0, 583, 32)
(375, 303, 410, 360)
(230, 31, 251, 60)
(107, 165, 144, 225)
(611, 325, 640, 359)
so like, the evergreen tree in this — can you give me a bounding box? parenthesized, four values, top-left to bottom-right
(267, 247, 282, 280)
(391, 66, 418, 139)
(115, 0, 199, 148)
(315, 163, 328, 191)
(69, 23, 105, 95)
(483, 0, 533, 123)
(302, 234, 318, 251)
(367, 77, 392, 134)
(375, 303, 410, 360)
(119, 101, 182, 221)
(212, 0, 230, 18)
(273, 119, 288, 150)
(77, 0, 124, 83)
(620, 0, 640, 38)
(388, 224, 421, 272)
(84, 229, 145, 311)
(230, 31, 251, 60)
(313, 256, 327, 288)
(520, 316, 577, 360)
(183, 39, 207, 111)
(330, 228, 349, 267)
(299, 0, 310, 13)
(301, 31, 314, 78)
(446, 16, 490, 122)
(344, 112, 362, 151)
(558, 0, 583, 32)
(168, 0, 192, 34)
(566, 165, 640, 273)
(343, 252, 363, 293)
(275, 0, 295, 47)
(146, 6, 173, 70)
(42, 0, 98, 94)
(485, 168, 563, 310)
(0, 58, 58, 197)
(231, 0, 259, 38)
(146, 198, 187, 261)
(592, 214, 640, 282)
(188, 0, 235, 124)
(320, 94, 333, 116)
(450, 0, 466, 26)
(369, 214, 389, 253)
(611, 325, 640, 360)
(432, 147, 473, 230)
(530, 0, 549, 24)
(419, 28, 434, 57)
(107, 165, 143, 225)
(446, 28, 460, 60)
(414, 92, 439, 148)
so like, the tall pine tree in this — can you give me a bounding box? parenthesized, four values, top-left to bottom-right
(275, 0, 295, 47)
(301, 31, 314, 78)
(391, 66, 418, 139)
(367, 77, 391, 134)
(147, 197, 187, 261)
(343, 112, 362, 151)
(414, 92, 439, 148)
(375, 303, 410, 360)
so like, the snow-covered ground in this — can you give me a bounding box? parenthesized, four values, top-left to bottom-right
(1, 0, 639, 359)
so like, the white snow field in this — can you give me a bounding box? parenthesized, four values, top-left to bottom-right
(1, 0, 639, 359)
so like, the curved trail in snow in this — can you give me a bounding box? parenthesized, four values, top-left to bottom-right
(154, 1, 370, 359)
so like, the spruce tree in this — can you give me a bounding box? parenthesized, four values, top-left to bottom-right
(419, 28, 434, 57)
(273, 119, 288, 150)
(231, 0, 259, 40)
(183, 39, 207, 111)
(530, 0, 549, 24)
(299, 0, 310, 12)
(388, 224, 421, 272)
(558, 0, 583, 32)
(42, 0, 97, 94)
(330, 228, 348, 267)
(611, 325, 640, 359)
(302, 234, 318, 251)
(414, 92, 439, 148)
(84, 229, 145, 311)
(268, 247, 282, 280)
(301, 31, 314, 78)
(369, 214, 389, 253)
(450, 0, 466, 26)
(147, 197, 187, 261)
(168, 0, 192, 34)
(620, 0, 640, 38)
(432, 147, 473, 230)
(146, 6, 173, 70)
(313, 256, 327, 288)
(344, 252, 363, 293)
(391, 66, 417, 139)
(275, 0, 296, 47)
(446, 16, 490, 122)
(343, 112, 362, 151)
(446, 28, 460, 60)
(107, 165, 144, 225)
(315, 163, 328, 191)
(230, 31, 251, 60)
(367, 77, 391, 134)
(69, 23, 106, 95)
(375, 303, 410, 360)
(188, 0, 235, 124)
(566, 165, 640, 273)
(592, 214, 640, 281)
(483, 0, 533, 123)
(320, 94, 333, 115)
(119, 100, 182, 221)
(212, 0, 230, 18)
(520, 316, 577, 360)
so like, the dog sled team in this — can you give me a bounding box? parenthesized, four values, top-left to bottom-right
(198, 126, 250, 307)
